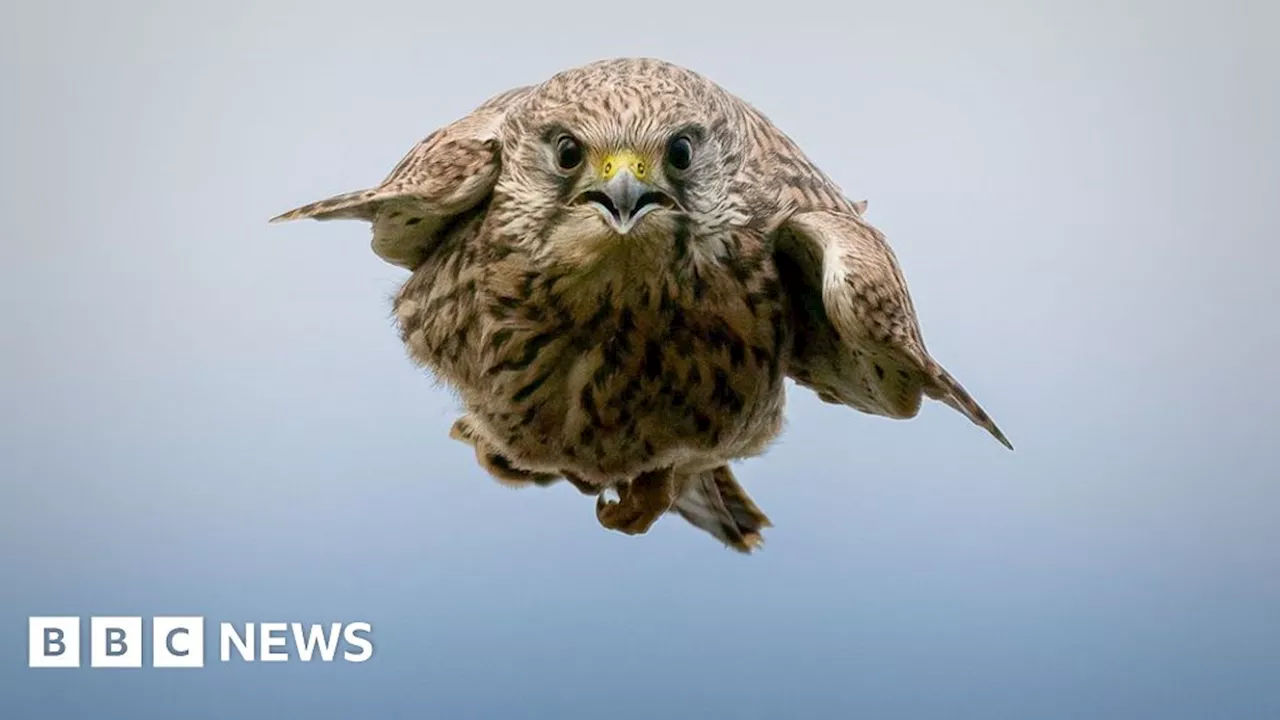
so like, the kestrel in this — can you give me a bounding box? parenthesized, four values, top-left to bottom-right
(272, 58, 1010, 552)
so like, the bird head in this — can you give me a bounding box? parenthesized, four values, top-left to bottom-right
(492, 59, 741, 269)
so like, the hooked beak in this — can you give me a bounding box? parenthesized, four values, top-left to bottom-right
(578, 150, 674, 234)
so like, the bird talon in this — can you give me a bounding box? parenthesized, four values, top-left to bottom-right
(594, 469, 676, 536)
(598, 486, 620, 505)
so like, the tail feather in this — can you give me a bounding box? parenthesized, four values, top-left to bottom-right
(925, 362, 1013, 450)
(673, 466, 771, 553)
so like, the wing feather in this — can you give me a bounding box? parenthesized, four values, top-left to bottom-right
(270, 86, 534, 269)
(775, 209, 1011, 449)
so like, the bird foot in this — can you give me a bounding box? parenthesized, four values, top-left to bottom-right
(595, 468, 677, 536)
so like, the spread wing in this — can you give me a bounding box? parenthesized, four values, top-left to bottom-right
(772, 208, 1011, 449)
(722, 96, 1009, 448)
(270, 86, 534, 269)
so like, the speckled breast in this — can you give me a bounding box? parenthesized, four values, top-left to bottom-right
(469, 265, 792, 483)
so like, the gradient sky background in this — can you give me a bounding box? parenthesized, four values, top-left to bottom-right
(2, 0, 1278, 717)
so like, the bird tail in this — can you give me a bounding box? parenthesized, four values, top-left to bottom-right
(672, 465, 771, 553)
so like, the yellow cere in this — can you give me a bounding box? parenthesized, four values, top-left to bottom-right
(599, 150, 648, 181)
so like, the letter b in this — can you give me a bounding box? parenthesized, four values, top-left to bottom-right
(106, 628, 128, 656)
(46, 628, 66, 656)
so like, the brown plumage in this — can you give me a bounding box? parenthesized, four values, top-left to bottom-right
(272, 58, 1010, 553)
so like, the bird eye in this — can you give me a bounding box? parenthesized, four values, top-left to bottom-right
(555, 135, 583, 171)
(667, 135, 694, 171)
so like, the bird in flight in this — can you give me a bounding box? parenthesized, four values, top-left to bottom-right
(272, 58, 1010, 552)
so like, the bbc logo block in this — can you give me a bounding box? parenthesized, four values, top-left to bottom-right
(28, 617, 80, 668)
(29, 616, 205, 669)
(90, 616, 143, 668)
(152, 616, 204, 668)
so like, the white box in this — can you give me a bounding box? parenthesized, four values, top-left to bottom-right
(152, 616, 205, 668)
(28, 617, 80, 668)
(90, 616, 143, 668)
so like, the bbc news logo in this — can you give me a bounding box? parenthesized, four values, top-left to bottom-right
(28, 617, 374, 668)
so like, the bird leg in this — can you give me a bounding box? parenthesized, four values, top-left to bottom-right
(560, 471, 601, 496)
(595, 467, 677, 536)
(476, 447, 562, 488)
(450, 416, 559, 488)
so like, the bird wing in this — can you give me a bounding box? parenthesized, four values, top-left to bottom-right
(772, 208, 1012, 449)
(270, 86, 534, 269)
